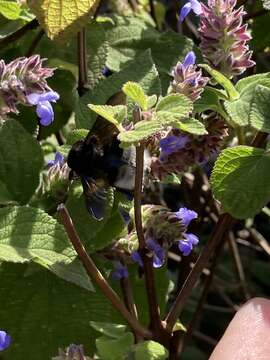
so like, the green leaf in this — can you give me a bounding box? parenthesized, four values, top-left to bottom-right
(0, 0, 21, 20)
(123, 82, 148, 110)
(27, 0, 101, 40)
(89, 321, 126, 338)
(200, 64, 239, 101)
(118, 118, 163, 144)
(147, 94, 158, 109)
(0, 120, 43, 204)
(0, 206, 93, 290)
(0, 262, 121, 359)
(66, 129, 89, 145)
(134, 341, 168, 360)
(176, 118, 208, 135)
(66, 185, 125, 252)
(118, 94, 192, 144)
(156, 94, 192, 116)
(250, 85, 270, 133)
(211, 146, 270, 219)
(76, 50, 161, 129)
(235, 72, 270, 93)
(88, 104, 127, 129)
(194, 86, 228, 117)
(96, 333, 134, 360)
(225, 77, 270, 127)
(87, 20, 108, 88)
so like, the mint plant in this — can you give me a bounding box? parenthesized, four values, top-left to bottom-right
(0, 0, 269, 359)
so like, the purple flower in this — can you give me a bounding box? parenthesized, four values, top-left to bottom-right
(131, 251, 143, 267)
(159, 135, 188, 159)
(27, 91, 59, 126)
(131, 239, 166, 268)
(47, 152, 64, 168)
(180, 0, 202, 22)
(170, 52, 209, 101)
(147, 239, 166, 268)
(111, 262, 128, 280)
(0, 331, 11, 351)
(178, 233, 199, 256)
(198, 0, 255, 77)
(182, 51, 196, 68)
(175, 207, 198, 227)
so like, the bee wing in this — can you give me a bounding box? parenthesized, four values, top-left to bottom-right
(81, 176, 108, 221)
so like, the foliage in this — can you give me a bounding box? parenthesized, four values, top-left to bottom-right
(0, 1, 270, 360)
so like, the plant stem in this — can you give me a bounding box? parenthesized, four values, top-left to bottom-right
(165, 213, 233, 332)
(0, 19, 39, 49)
(164, 130, 268, 333)
(57, 204, 152, 340)
(134, 144, 164, 338)
(77, 28, 88, 96)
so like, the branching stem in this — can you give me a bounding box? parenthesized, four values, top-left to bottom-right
(57, 204, 152, 340)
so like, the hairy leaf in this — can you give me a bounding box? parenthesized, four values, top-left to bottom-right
(211, 146, 270, 219)
(76, 50, 161, 129)
(200, 64, 239, 100)
(0, 121, 43, 204)
(88, 104, 126, 129)
(0, 206, 93, 290)
(27, 0, 100, 40)
(122, 82, 148, 110)
(176, 118, 208, 135)
(134, 341, 168, 360)
(250, 85, 270, 133)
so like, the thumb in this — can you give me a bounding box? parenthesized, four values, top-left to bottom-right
(210, 298, 270, 360)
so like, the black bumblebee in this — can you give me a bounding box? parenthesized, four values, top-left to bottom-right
(67, 130, 141, 221)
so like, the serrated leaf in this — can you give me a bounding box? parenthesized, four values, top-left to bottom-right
(176, 117, 208, 135)
(194, 86, 228, 117)
(118, 95, 192, 144)
(0, 206, 93, 290)
(87, 20, 108, 88)
(88, 104, 126, 129)
(156, 94, 192, 117)
(147, 94, 158, 109)
(96, 333, 134, 360)
(76, 50, 161, 129)
(90, 321, 126, 338)
(122, 82, 148, 110)
(0, 262, 121, 359)
(0, 0, 21, 19)
(211, 146, 270, 219)
(0, 120, 43, 204)
(134, 341, 168, 360)
(66, 129, 89, 145)
(225, 78, 270, 127)
(27, 0, 100, 40)
(235, 72, 270, 93)
(200, 64, 239, 101)
(118, 119, 163, 144)
(250, 85, 270, 133)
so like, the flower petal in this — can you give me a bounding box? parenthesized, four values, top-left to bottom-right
(182, 51, 196, 68)
(191, 0, 202, 14)
(131, 251, 143, 267)
(38, 91, 60, 102)
(178, 240, 193, 256)
(175, 207, 198, 227)
(185, 232, 199, 245)
(180, 2, 192, 21)
(27, 93, 41, 105)
(36, 101, 54, 126)
(0, 330, 11, 351)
